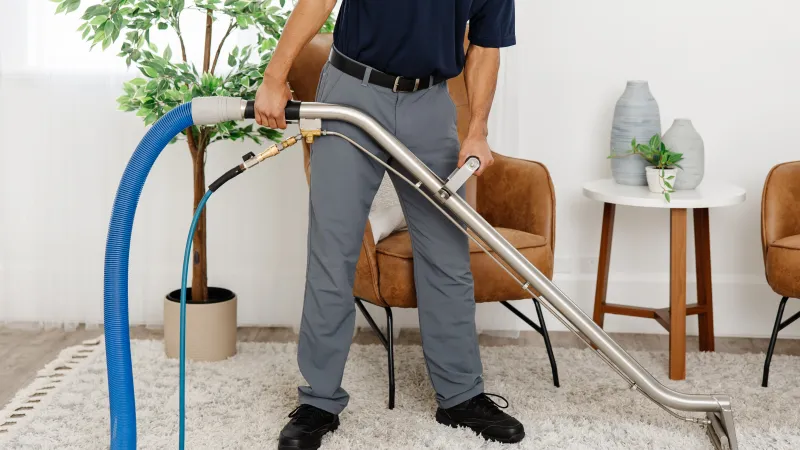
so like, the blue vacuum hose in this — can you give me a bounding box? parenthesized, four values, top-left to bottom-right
(103, 102, 194, 449)
(103, 98, 298, 449)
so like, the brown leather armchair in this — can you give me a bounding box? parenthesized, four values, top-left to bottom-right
(761, 161, 800, 387)
(287, 34, 559, 408)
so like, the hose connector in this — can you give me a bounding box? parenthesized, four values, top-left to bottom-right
(241, 133, 302, 170)
(300, 118, 323, 144)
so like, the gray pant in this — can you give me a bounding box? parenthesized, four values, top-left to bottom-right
(297, 60, 484, 414)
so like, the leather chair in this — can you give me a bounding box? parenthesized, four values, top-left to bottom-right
(287, 34, 559, 409)
(761, 161, 800, 387)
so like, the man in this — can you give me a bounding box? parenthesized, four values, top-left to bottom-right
(254, 0, 519, 448)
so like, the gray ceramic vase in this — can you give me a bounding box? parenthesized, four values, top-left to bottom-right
(662, 118, 704, 190)
(610, 81, 661, 186)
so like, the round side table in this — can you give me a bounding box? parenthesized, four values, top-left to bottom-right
(583, 179, 746, 380)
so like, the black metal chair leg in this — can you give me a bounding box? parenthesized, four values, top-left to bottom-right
(354, 298, 396, 409)
(385, 307, 395, 409)
(533, 298, 560, 387)
(763, 296, 789, 387)
(500, 300, 560, 388)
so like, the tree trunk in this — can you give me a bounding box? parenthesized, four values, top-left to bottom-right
(189, 8, 214, 303)
(190, 136, 209, 303)
(202, 10, 213, 73)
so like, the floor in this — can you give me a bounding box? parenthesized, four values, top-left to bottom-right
(2, 324, 798, 408)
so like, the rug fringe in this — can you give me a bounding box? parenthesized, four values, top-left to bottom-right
(0, 338, 103, 443)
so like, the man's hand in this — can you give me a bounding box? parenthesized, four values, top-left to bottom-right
(254, 73, 292, 130)
(458, 136, 494, 176)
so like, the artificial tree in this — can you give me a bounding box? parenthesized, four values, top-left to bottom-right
(53, 0, 334, 302)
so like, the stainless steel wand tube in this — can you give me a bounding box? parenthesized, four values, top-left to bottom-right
(297, 102, 737, 450)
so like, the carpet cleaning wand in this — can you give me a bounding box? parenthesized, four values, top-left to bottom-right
(104, 97, 739, 450)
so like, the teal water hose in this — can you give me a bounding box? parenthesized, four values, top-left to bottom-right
(178, 189, 213, 450)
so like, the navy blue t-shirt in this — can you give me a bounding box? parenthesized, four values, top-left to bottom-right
(333, 0, 516, 80)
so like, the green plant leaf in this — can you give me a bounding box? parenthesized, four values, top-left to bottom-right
(163, 45, 172, 60)
(228, 54, 236, 66)
(664, 181, 673, 189)
(665, 192, 671, 203)
(83, 5, 110, 19)
(104, 21, 115, 40)
(141, 66, 158, 77)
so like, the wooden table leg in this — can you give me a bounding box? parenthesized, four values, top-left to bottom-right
(670, 209, 687, 380)
(694, 208, 715, 352)
(593, 203, 616, 328)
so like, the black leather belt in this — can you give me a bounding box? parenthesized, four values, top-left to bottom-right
(330, 47, 447, 93)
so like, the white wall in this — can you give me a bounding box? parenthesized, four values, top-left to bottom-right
(2, 0, 799, 339)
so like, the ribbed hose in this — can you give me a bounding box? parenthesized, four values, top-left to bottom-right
(104, 102, 194, 450)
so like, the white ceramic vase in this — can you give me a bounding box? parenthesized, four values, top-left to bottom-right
(645, 166, 678, 194)
(610, 81, 661, 186)
(662, 119, 704, 190)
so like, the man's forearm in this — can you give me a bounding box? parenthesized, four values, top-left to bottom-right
(463, 45, 500, 140)
(264, 0, 337, 82)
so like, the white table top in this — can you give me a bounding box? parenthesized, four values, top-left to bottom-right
(582, 179, 746, 209)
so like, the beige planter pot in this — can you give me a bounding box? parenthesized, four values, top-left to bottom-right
(164, 287, 237, 361)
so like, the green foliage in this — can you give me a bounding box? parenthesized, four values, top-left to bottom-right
(628, 135, 683, 170)
(609, 134, 684, 202)
(53, 0, 335, 145)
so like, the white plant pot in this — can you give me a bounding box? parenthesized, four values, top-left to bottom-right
(645, 166, 678, 194)
(164, 287, 237, 361)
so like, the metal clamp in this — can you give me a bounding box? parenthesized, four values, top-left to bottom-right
(438, 156, 481, 200)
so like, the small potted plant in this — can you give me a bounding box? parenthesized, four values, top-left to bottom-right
(611, 134, 684, 202)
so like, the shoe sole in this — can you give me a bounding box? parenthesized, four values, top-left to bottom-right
(436, 413, 525, 444)
(278, 422, 339, 450)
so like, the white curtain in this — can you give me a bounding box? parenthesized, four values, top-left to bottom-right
(0, 2, 311, 328)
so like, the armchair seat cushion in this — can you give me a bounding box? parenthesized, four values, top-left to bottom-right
(766, 234, 800, 298)
(374, 227, 553, 308)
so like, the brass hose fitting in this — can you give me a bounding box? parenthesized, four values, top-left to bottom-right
(301, 129, 322, 144)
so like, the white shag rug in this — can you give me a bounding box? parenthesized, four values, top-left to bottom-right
(2, 339, 799, 450)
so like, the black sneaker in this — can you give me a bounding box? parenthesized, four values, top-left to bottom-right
(278, 404, 340, 450)
(436, 393, 525, 444)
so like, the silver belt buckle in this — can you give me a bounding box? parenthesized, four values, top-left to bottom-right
(392, 76, 421, 93)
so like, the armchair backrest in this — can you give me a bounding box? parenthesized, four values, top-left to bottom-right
(762, 160, 800, 258)
(286, 33, 477, 207)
